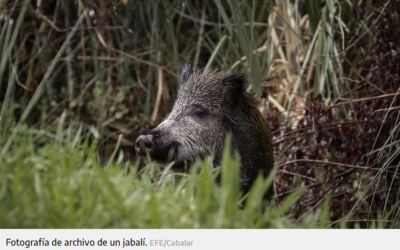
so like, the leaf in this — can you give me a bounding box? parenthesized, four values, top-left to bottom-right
(324, 98, 330, 107)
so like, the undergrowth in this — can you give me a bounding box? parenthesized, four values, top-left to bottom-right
(0, 121, 331, 229)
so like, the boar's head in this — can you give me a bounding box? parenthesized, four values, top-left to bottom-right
(135, 64, 246, 169)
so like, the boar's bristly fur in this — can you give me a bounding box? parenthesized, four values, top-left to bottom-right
(135, 65, 274, 197)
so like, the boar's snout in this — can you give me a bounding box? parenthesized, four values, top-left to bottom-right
(135, 134, 154, 156)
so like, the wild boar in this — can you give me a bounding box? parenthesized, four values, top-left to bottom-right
(135, 65, 273, 196)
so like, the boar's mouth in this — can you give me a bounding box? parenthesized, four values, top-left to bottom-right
(150, 141, 194, 171)
(136, 132, 197, 170)
(150, 140, 179, 163)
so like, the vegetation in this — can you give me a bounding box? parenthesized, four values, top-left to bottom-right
(0, 125, 331, 228)
(0, 0, 399, 228)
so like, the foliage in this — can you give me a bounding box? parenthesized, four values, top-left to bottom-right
(0, 0, 399, 228)
(0, 123, 330, 228)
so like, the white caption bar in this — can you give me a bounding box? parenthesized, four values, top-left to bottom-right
(1, 229, 397, 250)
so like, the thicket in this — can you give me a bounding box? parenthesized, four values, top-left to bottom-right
(0, 0, 399, 228)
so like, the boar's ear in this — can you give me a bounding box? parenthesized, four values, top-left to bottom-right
(180, 64, 194, 85)
(221, 72, 246, 107)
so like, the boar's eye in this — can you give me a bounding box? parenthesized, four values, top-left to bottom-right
(190, 107, 206, 120)
(194, 110, 205, 118)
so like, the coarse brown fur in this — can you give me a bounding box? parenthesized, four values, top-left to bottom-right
(135, 65, 274, 197)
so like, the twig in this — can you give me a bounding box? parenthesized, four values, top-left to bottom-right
(275, 168, 355, 199)
(193, 0, 206, 70)
(151, 66, 164, 125)
(170, 7, 268, 27)
(279, 169, 318, 182)
(94, 28, 178, 78)
(176, 1, 186, 35)
(277, 159, 379, 170)
(346, 0, 391, 51)
(63, 0, 76, 107)
(335, 0, 346, 57)
(330, 93, 398, 108)
(35, 9, 124, 33)
(35, 8, 64, 32)
(343, 56, 386, 94)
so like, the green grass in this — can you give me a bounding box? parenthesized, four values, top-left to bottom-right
(0, 121, 331, 229)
